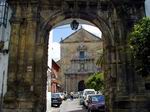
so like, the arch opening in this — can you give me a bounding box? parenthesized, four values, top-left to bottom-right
(41, 11, 114, 47)
(47, 16, 105, 111)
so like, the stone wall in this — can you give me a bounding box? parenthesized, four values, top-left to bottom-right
(60, 29, 103, 92)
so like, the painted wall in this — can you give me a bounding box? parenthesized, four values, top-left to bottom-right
(145, 0, 150, 16)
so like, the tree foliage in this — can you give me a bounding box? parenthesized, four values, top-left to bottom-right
(85, 72, 104, 91)
(96, 49, 105, 74)
(128, 17, 150, 76)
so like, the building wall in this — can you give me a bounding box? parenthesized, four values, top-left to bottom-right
(51, 68, 58, 93)
(145, 0, 150, 16)
(47, 69, 51, 92)
(0, 5, 12, 100)
(65, 74, 91, 92)
(50, 60, 61, 93)
(61, 42, 102, 72)
(60, 29, 103, 92)
(51, 82, 57, 93)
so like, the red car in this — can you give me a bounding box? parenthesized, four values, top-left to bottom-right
(87, 95, 105, 112)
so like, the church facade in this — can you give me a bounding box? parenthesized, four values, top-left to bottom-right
(59, 28, 103, 93)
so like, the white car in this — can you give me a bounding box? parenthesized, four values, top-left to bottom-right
(83, 89, 96, 99)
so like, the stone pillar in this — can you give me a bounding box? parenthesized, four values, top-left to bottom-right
(34, 43, 47, 112)
(112, 1, 150, 111)
(105, 45, 129, 112)
(34, 29, 49, 112)
(116, 46, 128, 95)
(3, 16, 21, 111)
(104, 46, 116, 112)
(3, 2, 40, 112)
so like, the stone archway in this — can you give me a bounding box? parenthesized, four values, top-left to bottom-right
(3, 0, 149, 112)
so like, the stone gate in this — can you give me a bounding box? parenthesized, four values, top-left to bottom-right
(3, 0, 150, 112)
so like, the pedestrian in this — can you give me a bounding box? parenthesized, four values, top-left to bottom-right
(70, 92, 73, 100)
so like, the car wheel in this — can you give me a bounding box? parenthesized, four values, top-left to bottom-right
(85, 105, 87, 109)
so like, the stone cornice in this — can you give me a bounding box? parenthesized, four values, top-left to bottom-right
(7, 0, 38, 4)
(9, 17, 39, 24)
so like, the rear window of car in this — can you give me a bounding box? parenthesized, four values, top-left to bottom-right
(52, 93, 60, 98)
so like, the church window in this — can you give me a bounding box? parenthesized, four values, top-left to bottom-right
(79, 51, 85, 58)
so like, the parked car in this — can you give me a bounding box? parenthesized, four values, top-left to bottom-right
(79, 91, 83, 95)
(87, 94, 105, 112)
(51, 93, 62, 107)
(84, 94, 95, 108)
(73, 92, 79, 99)
(79, 95, 84, 105)
(57, 92, 65, 100)
(83, 89, 96, 99)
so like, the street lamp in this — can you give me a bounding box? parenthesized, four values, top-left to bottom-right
(0, 1, 8, 27)
(70, 20, 79, 30)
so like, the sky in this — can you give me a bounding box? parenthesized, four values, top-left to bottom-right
(52, 24, 101, 42)
(49, 1, 150, 65)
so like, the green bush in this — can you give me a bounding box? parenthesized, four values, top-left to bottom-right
(85, 72, 104, 92)
(128, 17, 150, 76)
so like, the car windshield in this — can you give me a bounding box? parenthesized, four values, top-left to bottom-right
(52, 93, 60, 98)
(91, 95, 105, 102)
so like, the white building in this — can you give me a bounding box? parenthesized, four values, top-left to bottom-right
(46, 30, 53, 111)
(0, 0, 12, 109)
(145, 0, 150, 16)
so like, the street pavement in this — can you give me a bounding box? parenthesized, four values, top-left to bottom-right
(50, 99, 87, 112)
